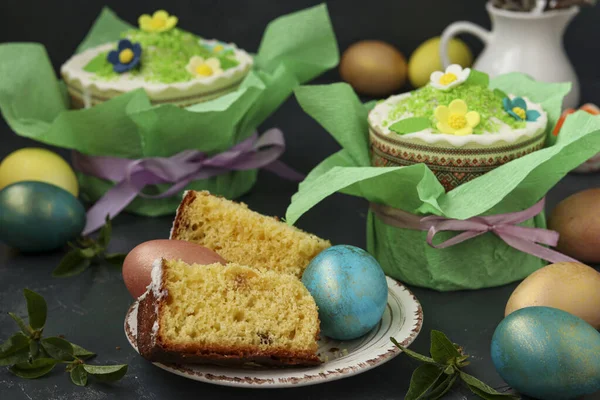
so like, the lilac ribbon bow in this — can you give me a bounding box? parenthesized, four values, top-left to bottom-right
(73, 128, 303, 235)
(370, 199, 578, 264)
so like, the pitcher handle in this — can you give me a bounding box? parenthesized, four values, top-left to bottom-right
(440, 22, 491, 68)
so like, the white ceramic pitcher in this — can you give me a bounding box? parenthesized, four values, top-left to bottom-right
(440, 2, 580, 109)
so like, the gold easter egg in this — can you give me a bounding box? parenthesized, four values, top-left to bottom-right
(548, 188, 600, 263)
(505, 262, 600, 329)
(340, 40, 408, 97)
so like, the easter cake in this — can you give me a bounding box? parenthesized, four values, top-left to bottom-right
(368, 64, 548, 191)
(170, 190, 331, 278)
(137, 258, 321, 366)
(61, 10, 253, 108)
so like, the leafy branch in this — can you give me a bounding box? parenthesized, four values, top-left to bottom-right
(392, 330, 520, 400)
(0, 289, 127, 386)
(53, 216, 126, 278)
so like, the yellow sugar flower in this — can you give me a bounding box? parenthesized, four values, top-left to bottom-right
(186, 56, 223, 78)
(139, 10, 178, 33)
(435, 99, 481, 136)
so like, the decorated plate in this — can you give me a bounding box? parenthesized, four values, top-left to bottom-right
(124, 277, 423, 388)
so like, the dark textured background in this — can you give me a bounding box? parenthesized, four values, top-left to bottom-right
(1, 0, 600, 101)
(1, 1, 599, 399)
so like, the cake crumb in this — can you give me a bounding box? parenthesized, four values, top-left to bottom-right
(115, 346, 121, 350)
(328, 347, 340, 353)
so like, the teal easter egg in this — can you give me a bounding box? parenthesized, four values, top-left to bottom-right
(491, 306, 600, 400)
(0, 181, 86, 252)
(302, 245, 388, 340)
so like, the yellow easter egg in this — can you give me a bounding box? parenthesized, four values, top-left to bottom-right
(0, 148, 79, 197)
(408, 37, 473, 88)
(505, 262, 600, 329)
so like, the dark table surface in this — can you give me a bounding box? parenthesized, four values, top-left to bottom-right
(2, 0, 600, 398)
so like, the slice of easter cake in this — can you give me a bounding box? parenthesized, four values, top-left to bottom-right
(137, 259, 321, 366)
(170, 190, 331, 278)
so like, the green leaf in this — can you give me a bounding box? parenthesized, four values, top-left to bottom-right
(83, 52, 110, 73)
(23, 289, 47, 330)
(405, 364, 445, 400)
(389, 117, 431, 135)
(80, 247, 99, 259)
(467, 385, 521, 400)
(443, 365, 455, 375)
(37, 345, 50, 359)
(219, 56, 240, 70)
(426, 373, 458, 400)
(0, 333, 31, 366)
(466, 69, 490, 88)
(70, 365, 88, 386)
(0, 347, 30, 366)
(493, 88, 508, 100)
(9, 358, 57, 379)
(8, 312, 32, 335)
(83, 364, 128, 382)
(41, 337, 74, 361)
(52, 251, 92, 277)
(0, 332, 30, 356)
(29, 340, 39, 359)
(71, 343, 96, 360)
(391, 337, 437, 364)
(77, 237, 96, 248)
(430, 330, 462, 364)
(97, 216, 112, 249)
(460, 371, 520, 399)
(456, 354, 470, 367)
(105, 253, 127, 266)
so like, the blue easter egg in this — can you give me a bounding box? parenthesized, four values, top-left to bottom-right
(0, 181, 86, 252)
(491, 306, 600, 400)
(302, 245, 388, 340)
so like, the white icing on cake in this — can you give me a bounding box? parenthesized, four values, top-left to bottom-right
(82, 89, 92, 109)
(60, 39, 253, 104)
(368, 92, 548, 147)
(148, 258, 166, 345)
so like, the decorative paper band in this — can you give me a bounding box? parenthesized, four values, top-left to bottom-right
(368, 128, 546, 191)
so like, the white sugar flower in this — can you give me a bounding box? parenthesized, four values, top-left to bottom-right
(186, 56, 223, 78)
(430, 64, 471, 91)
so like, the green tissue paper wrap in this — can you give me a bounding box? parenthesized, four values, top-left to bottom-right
(0, 5, 338, 216)
(286, 76, 600, 291)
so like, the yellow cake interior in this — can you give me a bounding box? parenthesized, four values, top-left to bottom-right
(172, 191, 331, 278)
(158, 260, 320, 355)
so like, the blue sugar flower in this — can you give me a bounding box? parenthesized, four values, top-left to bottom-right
(503, 97, 541, 122)
(107, 39, 142, 73)
(203, 41, 229, 54)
